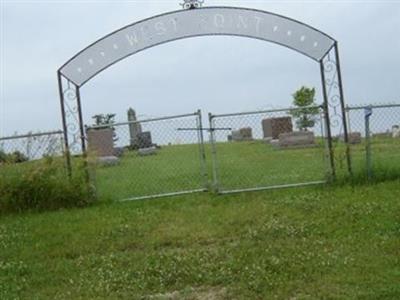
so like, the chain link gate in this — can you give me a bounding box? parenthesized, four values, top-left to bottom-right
(86, 111, 208, 201)
(208, 107, 330, 194)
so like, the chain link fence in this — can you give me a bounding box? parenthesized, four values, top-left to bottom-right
(85, 111, 207, 201)
(209, 106, 329, 193)
(1, 103, 398, 202)
(346, 103, 400, 180)
(0, 130, 64, 164)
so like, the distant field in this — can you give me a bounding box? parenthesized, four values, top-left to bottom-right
(1, 180, 399, 299)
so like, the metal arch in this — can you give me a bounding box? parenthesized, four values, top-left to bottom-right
(59, 6, 336, 87)
(69, 34, 335, 88)
(57, 6, 352, 180)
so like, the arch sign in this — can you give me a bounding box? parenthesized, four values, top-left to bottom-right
(58, 5, 352, 178)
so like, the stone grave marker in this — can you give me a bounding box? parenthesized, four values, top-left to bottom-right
(231, 127, 253, 141)
(392, 125, 400, 138)
(137, 131, 153, 148)
(138, 146, 157, 156)
(340, 132, 361, 144)
(262, 117, 293, 139)
(87, 128, 115, 157)
(239, 127, 253, 140)
(127, 108, 142, 148)
(278, 131, 316, 149)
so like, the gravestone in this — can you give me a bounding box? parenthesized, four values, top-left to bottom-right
(138, 146, 157, 156)
(392, 125, 400, 138)
(137, 131, 153, 148)
(278, 131, 316, 149)
(231, 127, 253, 141)
(270, 139, 280, 149)
(340, 132, 361, 144)
(231, 130, 242, 141)
(97, 156, 119, 166)
(239, 127, 253, 140)
(262, 117, 293, 139)
(127, 108, 142, 148)
(373, 131, 391, 138)
(87, 128, 115, 156)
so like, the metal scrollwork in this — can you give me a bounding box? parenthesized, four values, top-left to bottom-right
(62, 81, 83, 154)
(322, 48, 343, 132)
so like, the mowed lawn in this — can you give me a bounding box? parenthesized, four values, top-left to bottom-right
(1, 180, 400, 299)
(95, 140, 327, 200)
(1, 137, 399, 299)
(95, 137, 400, 200)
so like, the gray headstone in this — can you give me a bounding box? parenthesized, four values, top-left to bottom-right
(137, 131, 153, 148)
(87, 128, 115, 156)
(270, 139, 280, 149)
(231, 130, 242, 141)
(278, 131, 316, 149)
(97, 156, 119, 166)
(262, 117, 293, 139)
(392, 125, 400, 138)
(138, 146, 157, 156)
(239, 127, 253, 140)
(128, 108, 142, 148)
(340, 132, 362, 144)
(231, 127, 253, 141)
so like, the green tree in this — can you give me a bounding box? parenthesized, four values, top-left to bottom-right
(92, 114, 116, 126)
(290, 86, 320, 131)
(91, 113, 118, 142)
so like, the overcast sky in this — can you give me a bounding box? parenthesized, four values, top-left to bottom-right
(1, 0, 399, 136)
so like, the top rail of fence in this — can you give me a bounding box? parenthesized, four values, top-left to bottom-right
(209, 105, 322, 119)
(0, 130, 64, 141)
(87, 111, 199, 130)
(346, 103, 400, 111)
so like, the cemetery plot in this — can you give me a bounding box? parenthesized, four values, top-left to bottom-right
(85, 111, 207, 201)
(209, 107, 328, 193)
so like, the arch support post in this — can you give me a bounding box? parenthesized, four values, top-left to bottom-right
(320, 61, 336, 180)
(333, 43, 353, 176)
(320, 43, 353, 180)
(57, 73, 87, 176)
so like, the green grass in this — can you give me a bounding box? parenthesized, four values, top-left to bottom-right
(95, 140, 327, 200)
(94, 144, 205, 200)
(1, 136, 399, 298)
(94, 137, 399, 200)
(1, 180, 399, 299)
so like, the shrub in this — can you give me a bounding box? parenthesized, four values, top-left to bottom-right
(0, 150, 29, 164)
(0, 157, 95, 214)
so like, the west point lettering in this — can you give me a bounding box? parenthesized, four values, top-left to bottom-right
(62, 9, 332, 86)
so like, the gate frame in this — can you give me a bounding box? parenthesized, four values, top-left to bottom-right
(209, 106, 329, 194)
(57, 5, 352, 193)
(84, 110, 209, 201)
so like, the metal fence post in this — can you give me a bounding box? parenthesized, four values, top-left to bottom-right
(208, 113, 219, 193)
(319, 110, 330, 179)
(196, 110, 209, 190)
(365, 106, 373, 180)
